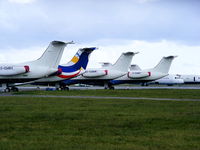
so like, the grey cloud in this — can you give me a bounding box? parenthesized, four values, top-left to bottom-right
(0, 0, 200, 48)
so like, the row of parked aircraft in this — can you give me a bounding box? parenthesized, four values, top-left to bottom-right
(0, 40, 189, 92)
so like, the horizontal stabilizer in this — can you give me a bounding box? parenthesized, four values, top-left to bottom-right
(100, 62, 112, 68)
(130, 64, 142, 71)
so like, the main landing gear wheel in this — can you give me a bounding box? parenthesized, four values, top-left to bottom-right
(109, 86, 115, 90)
(11, 87, 19, 92)
(4, 87, 19, 92)
(4, 88, 10, 92)
(61, 86, 69, 91)
(55, 84, 69, 91)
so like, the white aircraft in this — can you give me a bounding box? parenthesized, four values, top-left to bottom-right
(109, 56, 177, 87)
(32, 47, 97, 90)
(0, 41, 72, 92)
(178, 74, 200, 84)
(149, 74, 184, 86)
(61, 52, 136, 89)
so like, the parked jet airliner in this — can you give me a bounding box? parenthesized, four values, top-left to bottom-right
(179, 74, 200, 84)
(0, 41, 72, 92)
(33, 47, 97, 90)
(61, 52, 137, 89)
(149, 74, 184, 86)
(110, 56, 177, 87)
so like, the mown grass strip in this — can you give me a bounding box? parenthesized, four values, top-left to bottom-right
(0, 96, 200, 150)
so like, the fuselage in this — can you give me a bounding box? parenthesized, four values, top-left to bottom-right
(0, 62, 57, 84)
(62, 68, 128, 86)
(110, 70, 168, 85)
(150, 74, 184, 85)
(179, 75, 200, 84)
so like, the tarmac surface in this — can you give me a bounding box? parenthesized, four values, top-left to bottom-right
(3, 85, 200, 91)
(1, 85, 200, 102)
(1, 93, 200, 102)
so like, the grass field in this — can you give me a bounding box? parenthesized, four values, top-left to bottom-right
(0, 89, 200, 150)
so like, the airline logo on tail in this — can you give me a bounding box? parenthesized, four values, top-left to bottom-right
(57, 47, 96, 79)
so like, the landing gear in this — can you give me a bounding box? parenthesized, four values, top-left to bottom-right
(4, 88, 10, 92)
(3, 86, 19, 92)
(104, 82, 115, 90)
(55, 83, 69, 91)
(109, 86, 115, 90)
(104, 82, 109, 89)
(141, 82, 149, 86)
(11, 87, 19, 92)
(60, 86, 69, 91)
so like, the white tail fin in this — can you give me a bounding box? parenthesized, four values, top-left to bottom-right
(152, 56, 177, 73)
(108, 52, 137, 72)
(32, 41, 73, 68)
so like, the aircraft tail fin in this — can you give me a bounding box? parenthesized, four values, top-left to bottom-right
(33, 41, 73, 68)
(57, 47, 97, 79)
(108, 52, 137, 72)
(152, 56, 177, 73)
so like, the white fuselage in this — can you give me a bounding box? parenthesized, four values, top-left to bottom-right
(73, 68, 127, 81)
(179, 75, 200, 84)
(0, 62, 57, 83)
(150, 74, 184, 85)
(114, 69, 168, 82)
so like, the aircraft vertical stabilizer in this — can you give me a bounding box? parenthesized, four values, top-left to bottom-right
(152, 56, 177, 73)
(32, 41, 73, 68)
(108, 52, 137, 72)
(57, 47, 97, 79)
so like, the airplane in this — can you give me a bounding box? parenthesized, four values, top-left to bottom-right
(0, 41, 72, 92)
(32, 47, 97, 90)
(61, 52, 137, 89)
(149, 74, 184, 86)
(178, 74, 200, 84)
(109, 56, 177, 86)
(150, 74, 200, 85)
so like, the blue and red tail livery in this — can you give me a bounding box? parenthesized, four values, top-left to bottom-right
(57, 47, 96, 79)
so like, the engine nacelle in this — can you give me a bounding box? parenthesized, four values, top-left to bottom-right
(82, 70, 108, 78)
(128, 71, 151, 79)
(0, 65, 30, 76)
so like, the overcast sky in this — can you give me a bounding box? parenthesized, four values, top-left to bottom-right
(0, 0, 200, 74)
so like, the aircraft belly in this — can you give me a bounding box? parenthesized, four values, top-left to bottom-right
(0, 78, 39, 84)
(66, 79, 111, 86)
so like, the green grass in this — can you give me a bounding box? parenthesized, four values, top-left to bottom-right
(15, 89, 200, 99)
(0, 95, 200, 150)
